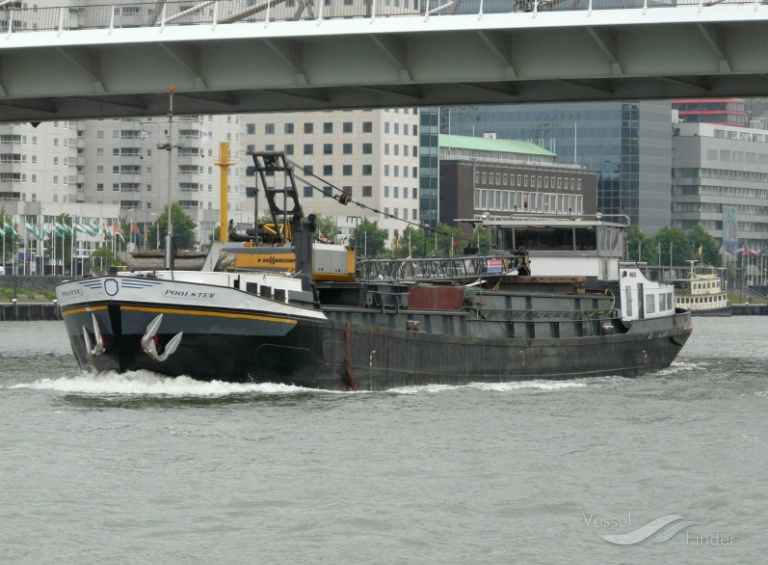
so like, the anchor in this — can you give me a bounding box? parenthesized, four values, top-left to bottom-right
(82, 313, 106, 358)
(140, 314, 183, 362)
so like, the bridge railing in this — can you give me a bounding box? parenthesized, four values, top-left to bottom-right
(0, 0, 760, 35)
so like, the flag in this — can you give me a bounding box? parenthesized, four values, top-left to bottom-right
(724, 240, 741, 255)
(84, 223, 100, 236)
(25, 222, 44, 240)
(54, 222, 71, 238)
(140, 129, 149, 141)
(200, 130, 210, 143)
(4, 220, 16, 236)
(73, 223, 89, 234)
(131, 222, 140, 234)
(694, 244, 702, 260)
(318, 231, 330, 244)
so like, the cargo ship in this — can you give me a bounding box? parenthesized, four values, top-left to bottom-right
(56, 152, 692, 390)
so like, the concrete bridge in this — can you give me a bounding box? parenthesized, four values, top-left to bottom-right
(1, 0, 768, 120)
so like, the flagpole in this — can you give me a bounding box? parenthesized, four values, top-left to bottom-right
(2, 216, 5, 275)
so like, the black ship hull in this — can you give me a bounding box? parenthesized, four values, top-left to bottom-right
(61, 302, 692, 391)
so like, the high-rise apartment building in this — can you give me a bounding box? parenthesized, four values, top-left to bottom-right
(80, 114, 245, 248)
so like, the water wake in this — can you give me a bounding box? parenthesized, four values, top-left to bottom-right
(10, 370, 338, 397)
(390, 380, 588, 395)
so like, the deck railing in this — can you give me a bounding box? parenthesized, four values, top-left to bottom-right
(0, 0, 760, 35)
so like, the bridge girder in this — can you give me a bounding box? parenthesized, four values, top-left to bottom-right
(1, 8, 768, 121)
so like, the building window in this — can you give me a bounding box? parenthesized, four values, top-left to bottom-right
(303, 186, 313, 198)
(362, 143, 372, 154)
(323, 122, 333, 134)
(246, 124, 255, 134)
(362, 165, 372, 176)
(343, 165, 352, 176)
(363, 122, 373, 133)
(304, 123, 313, 134)
(285, 144, 294, 155)
(265, 123, 275, 134)
(284, 123, 294, 134)
(343, 122, 353, 133)
(323, 143, 333, 155)
(343, 143, 353, 155)
(304, 144, 313, 155)
(323, 186, 333, 197)
(323, 165, 333, 176)
(362, 186, 372, 197)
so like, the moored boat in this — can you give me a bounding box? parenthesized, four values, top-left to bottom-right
(671, 262, 732, 317)
(55, 152, 692, 390)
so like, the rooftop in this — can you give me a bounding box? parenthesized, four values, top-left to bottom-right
(439, 134, 556, 157)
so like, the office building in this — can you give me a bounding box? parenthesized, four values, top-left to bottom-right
(438, 134, 597, 234)
(672, 98, 747, 127)
(241, 109, 420, 241)
(443, 101, 673, 234)
(672, 122, 768, 251)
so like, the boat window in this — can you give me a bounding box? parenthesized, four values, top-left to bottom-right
(646, 295, 656, 314)
(513, 227, 573, 250)
(574, 228, 597, 250)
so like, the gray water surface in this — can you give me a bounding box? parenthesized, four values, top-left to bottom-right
(0, 319, 765, 564)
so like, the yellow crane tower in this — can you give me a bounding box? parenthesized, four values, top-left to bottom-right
(214, 141, 235, 243)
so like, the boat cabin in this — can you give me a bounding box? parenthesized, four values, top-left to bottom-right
(481, 217, 625, 282)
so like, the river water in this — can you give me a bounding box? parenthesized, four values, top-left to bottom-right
(0, 318, 766, 564)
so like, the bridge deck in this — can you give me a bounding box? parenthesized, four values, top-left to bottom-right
(0, 1, 767, 120)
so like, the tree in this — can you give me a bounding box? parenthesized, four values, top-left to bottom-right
(312, 214, 340, 242)
(85, 246, 125, 276)
(652, 227, 691, 267)
(626, 225, 654, 264)
(147, 203, 198, 251)
(687, 224, 721, 267)
(350, 218, 387, 257)
(395, 222, 465, 258)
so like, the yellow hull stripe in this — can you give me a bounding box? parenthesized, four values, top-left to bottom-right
(63, 304, 297, 325)
(62, 305, 108, 316)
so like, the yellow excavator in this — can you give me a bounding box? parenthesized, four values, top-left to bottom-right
(214, 151, 356, 282)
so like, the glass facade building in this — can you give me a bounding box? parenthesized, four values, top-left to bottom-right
(442, 102, 673, 234)
(419, 108, 439, 228)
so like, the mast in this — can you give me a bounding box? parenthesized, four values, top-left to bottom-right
(165, 87, 174, 270)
